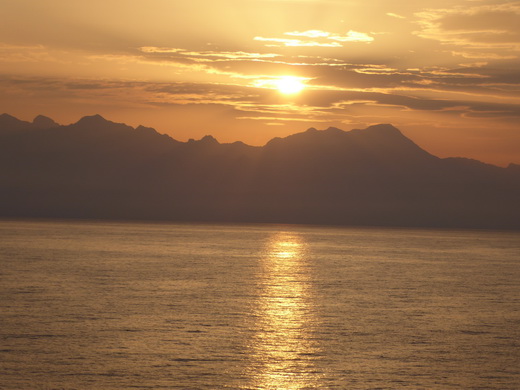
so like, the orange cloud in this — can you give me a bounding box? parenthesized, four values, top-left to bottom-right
(140, 47, 281, 61)
(254, 37, 343, 47)
(415, 3, 520, 57)
(255, 29, 374, 47)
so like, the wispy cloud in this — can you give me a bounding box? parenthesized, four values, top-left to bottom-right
(415, 3, 520, 57)
(0, 43, 57, 63)
(284, 30, 331, 38)
(140, 47, 281, 61)
(255, 29, 373, 47)
(387, 13, 406, 19)
(286, 29, 374, 42)
(451, 50, 517, 60)
(253, 37, 343, 47)
(327, 31, 374, 43)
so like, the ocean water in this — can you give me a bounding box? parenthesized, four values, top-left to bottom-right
(0, 220, 519, 389)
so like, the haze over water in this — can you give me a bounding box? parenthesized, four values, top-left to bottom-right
(1, 220, 519, 389)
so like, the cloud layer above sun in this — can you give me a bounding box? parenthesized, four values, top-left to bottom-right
(0, 0, 519, 165)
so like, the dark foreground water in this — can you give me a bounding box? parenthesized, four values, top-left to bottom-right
(0, 220, 519, 389)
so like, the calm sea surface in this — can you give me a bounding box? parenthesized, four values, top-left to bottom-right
(0, 220, 519, 389)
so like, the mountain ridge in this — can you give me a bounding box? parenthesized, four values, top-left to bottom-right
(0, 113, 516, 167)
(0, 113, 518, 229)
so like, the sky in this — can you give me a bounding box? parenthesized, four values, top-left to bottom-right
(0, 0, 519, 166)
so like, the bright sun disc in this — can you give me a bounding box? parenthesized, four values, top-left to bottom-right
(276, 76, 305, 94)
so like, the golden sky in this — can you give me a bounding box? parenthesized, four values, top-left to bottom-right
(1, 0, 519, 165)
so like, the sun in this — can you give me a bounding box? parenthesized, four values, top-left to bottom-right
(275, 76, 306, 95)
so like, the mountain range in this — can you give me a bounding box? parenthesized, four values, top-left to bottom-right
(0, 113, 519, 229)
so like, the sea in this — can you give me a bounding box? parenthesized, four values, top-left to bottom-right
(0, 219, 519, 389)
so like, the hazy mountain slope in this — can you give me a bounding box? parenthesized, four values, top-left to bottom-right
(0, 114, 518, 229)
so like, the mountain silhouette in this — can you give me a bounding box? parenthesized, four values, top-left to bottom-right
(0, 114, 33, 133)
(32, 115, 59, 129)
(0, 114, 518, 229)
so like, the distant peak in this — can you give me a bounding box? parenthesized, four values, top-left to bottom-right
(364, 123, 402, 134)
(0, 113, 19, 120)
(187, 135, 220, 146)
(33, 115, 59, 129)
(325, 126, 344, 132)
(0, 113, 32, 130)
(264, 136, 283, 147)
(200, 135, 219, 144)
(136, 125, 154, 131)
(136, 125, 159, 135)
(76, 114, 110, 126)
(320, 127, 347, 137)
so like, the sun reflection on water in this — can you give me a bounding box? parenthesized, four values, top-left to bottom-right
(249, 232, 321, 389)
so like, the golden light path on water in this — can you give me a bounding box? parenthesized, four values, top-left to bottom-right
(249, 232, 321, 389)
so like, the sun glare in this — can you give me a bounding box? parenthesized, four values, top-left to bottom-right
(275, 76, 305, 95)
